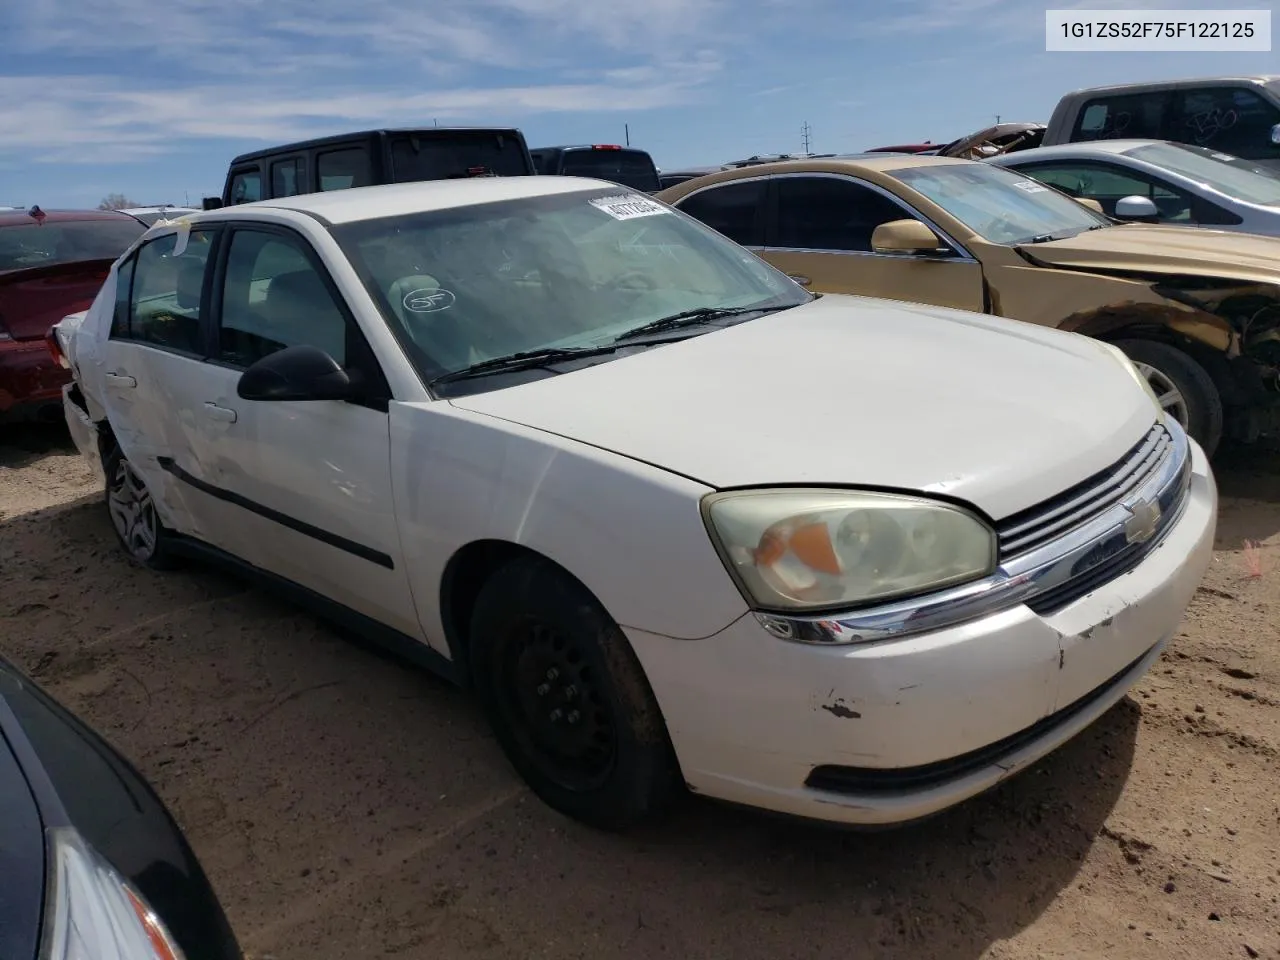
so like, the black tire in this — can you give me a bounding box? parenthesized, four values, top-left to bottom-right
(468, 556, 679, 830)
(103, 443, 178, 570)
(1114, 339, 1223, 457)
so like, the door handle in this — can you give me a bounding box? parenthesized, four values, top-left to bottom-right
(203, 402, 238, 423)
(104, 372, 137, 388)
(788, 274, 811, 286)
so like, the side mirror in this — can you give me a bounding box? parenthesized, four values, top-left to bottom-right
(236, 345, 352, 402)
(1270, 123, 1280, 146)
(202, 197, 223, 210)
(1076, 197, 1105, 214)
(871, 218, 948, 255)
(1113, 195, 1160, 222)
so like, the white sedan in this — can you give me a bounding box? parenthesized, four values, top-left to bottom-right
(991, 139, 1280, 235)
(59, 177, 1217, 829)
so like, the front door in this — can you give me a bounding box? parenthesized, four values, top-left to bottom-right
(761, 173, 986, 312)
(178, 223, 423, 640)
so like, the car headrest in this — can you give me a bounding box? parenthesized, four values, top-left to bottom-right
(265, 269, 331, 315)
(174, 257, 206, 310)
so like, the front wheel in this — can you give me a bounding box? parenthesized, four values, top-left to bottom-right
(104, 444, 177, 569)
(1114, 339, 1224, 457)
(468, 556, 679, 830)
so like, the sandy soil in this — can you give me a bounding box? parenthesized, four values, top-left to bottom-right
(2, 424, 1278, 960)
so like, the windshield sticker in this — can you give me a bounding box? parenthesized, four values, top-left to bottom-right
(403, 287, 456, 313)
(1011, 180, 1049, 193)
(588, 194, 670, 221)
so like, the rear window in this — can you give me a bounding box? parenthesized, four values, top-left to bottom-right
(0, 218, 146, 272)
(557, 149, 660, 191)
(388, 133, 532, 181)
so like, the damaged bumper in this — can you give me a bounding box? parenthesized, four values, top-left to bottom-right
(61, 382, 104, 485)
(0, 339, 71, 421)
(626, 436, 1217, 826)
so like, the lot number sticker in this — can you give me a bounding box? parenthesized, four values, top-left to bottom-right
(589, 194, 669, 220)
(1011, 180, 1049, 193)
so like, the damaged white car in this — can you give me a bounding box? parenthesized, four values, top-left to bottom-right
(59, 178, 1216, 829)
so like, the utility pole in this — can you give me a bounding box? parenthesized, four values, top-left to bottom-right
(801, 121, 812, 153)
(625, 123, 630, 146)
(995, 114, 1001, 124)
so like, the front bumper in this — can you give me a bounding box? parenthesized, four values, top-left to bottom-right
(0, 339, 71, 420)
(627, 435, 1217, 826)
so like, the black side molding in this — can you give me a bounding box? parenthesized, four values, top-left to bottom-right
(156, 457, 395, 570)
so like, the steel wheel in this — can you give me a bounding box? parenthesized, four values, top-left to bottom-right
(494, 616, 618, 793)
(1133, 360, 1190, 428)
(107, 457, 159, 561)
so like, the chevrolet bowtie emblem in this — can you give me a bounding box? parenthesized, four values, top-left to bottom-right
(1123, 498, 1161, 545)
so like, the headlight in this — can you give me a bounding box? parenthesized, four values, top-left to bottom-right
(1097, 340, 1162, 413)
(702, 489, 997, 611)
(41, 827, 186, 960)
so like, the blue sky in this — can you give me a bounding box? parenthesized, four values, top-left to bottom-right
(1, 0, 1276, 208)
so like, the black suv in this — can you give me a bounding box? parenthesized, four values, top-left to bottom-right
(529, 144, 661, 192)
(204, 127, 536, 209)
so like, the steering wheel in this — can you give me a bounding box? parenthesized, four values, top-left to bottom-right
(612, 270, 660, 292)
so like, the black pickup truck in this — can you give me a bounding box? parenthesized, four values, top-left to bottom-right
(203, 127, 536, 209)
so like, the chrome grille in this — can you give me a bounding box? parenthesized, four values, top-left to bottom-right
(997, 422, 1173, 562)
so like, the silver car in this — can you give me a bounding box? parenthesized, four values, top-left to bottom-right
(991, 139, 1280, 236)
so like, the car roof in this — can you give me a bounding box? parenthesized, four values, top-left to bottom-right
(0, 208, 142, 227)
(1062, 75, 1280, 98)
(994, 140, 1161, 161)
(196, 175, 622, 226)
(664, 153, 975, 188)
(229, 127, 525, 164)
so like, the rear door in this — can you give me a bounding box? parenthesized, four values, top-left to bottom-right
(96, 225, 253, 547)
(669, 177, 768, 251)
(762, 173, 985, 310)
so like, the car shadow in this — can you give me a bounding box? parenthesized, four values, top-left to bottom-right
(1212, 444, 1280, 552)
(0, 421, 76, 470)
(0, 493, 1143, 960)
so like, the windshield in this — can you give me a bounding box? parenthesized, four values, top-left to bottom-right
(0, 218, 146, 272)
(890, 162, 1110, 244)
(332, 187, 807, 387)
(1126, 142, 1280, 206)
(558, 150, 661, 192)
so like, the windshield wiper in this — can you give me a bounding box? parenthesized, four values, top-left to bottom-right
(612, 305, 773, 342)
(430, 345, 620, 385)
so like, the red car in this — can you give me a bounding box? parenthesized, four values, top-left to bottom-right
(0, 207, 146, 423)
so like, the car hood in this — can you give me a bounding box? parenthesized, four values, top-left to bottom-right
(449, 294, 1158, 521)
(1021, 223, 1280, 285)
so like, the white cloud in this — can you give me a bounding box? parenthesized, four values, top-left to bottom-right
(2, 0, 729, 160)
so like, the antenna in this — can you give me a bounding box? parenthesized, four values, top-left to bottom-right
(801, 121, 812, 153)
(625, 123, 630, 147)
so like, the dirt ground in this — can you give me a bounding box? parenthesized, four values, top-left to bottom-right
(1, 424, 1278, 960)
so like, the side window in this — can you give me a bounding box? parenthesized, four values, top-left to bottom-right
(270, 157, 306, 198)
(109, 256, 136, 338)
(774, 176, 915, 252)
(1016, 162, 1194, 220)
(217, 229, 348, 368)
(1176, 87, 1280, 160)
(125, 231, 215, 353)
(1074, 93, 1169, 142)
(317, 148, 373, 191)
(675, 180, 765, 246)
(228, 168, 262, 205)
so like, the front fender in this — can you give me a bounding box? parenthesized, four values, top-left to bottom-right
(389, 401, 749, 656)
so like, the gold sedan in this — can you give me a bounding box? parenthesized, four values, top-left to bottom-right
(656, 155, 1280, 456)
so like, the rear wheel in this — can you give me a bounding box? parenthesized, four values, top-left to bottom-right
(468, 556, 679, 830)
(104, 444, 177, 569)
(1114, 339, 1223, 456)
